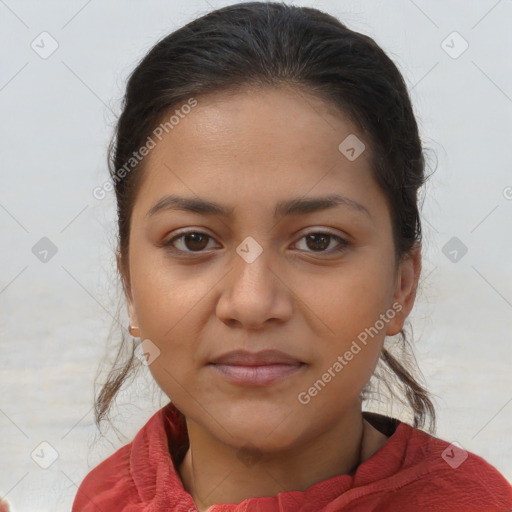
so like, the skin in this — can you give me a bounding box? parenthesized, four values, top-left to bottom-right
(120, 85, 421, 511)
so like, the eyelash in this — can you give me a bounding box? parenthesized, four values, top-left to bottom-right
(163, 230, 351, 256)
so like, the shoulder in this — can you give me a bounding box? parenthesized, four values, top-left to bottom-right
(72, 405, 173, 512)
(360, 413, 511, 510)
(72, 441, 136, 511)
(396, 422, 512, 510)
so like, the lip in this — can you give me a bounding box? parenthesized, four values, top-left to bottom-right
(209, 362, 305, 386)
(208, 349, 306, 386)
(209, 349, 303, 366)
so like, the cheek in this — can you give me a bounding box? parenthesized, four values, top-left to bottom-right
(295, 285, 387, 421)
(293, 254, 393, 390)
(130, 243, 213, 338)
(129, 254, 217, 397)
(298, 254, 394, 340)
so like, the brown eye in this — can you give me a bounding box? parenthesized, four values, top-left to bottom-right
(295, 232, 350, 254)
(181, 233, 210, 251)
(305, 233, 330, 251)
(165, 231, 215, 253)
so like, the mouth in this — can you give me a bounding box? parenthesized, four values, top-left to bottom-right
(208, 362, 306, 386)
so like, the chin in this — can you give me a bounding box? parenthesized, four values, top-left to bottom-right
(208, 402, 307, 453)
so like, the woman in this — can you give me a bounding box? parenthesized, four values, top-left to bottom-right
(72, 2, 512, 511)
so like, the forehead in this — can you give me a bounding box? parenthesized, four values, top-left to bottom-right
(148, 85, 365, 165)
(132, 85, 386, 222)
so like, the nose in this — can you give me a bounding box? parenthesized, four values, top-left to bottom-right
(215, 243, 293, 329)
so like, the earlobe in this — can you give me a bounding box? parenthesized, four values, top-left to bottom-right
(386, 243, 421, 336)
(128, 323, 140, 338)
(126, 299, 140, 337)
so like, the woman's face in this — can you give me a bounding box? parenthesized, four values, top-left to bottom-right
(123, 86, 419, 451)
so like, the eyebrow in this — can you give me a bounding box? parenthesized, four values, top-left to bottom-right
(145, 193, 372, 220)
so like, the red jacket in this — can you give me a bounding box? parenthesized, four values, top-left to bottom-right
(73, 402, 512, 511)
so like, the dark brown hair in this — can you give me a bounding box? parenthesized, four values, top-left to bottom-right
(95, 1, 436, 432)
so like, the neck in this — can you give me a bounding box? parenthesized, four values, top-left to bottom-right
(178, 403, 372, 511)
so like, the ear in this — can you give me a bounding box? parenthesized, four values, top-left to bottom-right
(385, 242, 421, 336)
(117, 250, 139, 335)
